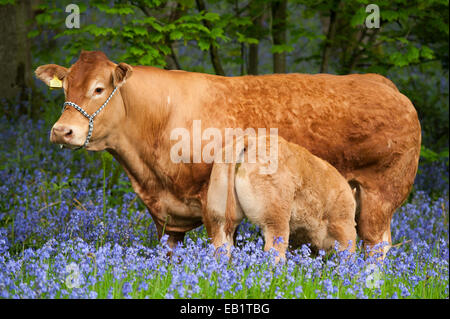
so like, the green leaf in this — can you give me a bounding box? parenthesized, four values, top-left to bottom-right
(198, 39, 210, 51)
(27, 29, 40, 39)
(203, 12, 220, 22)
(159, 44, 171, 56)
(396, 37, 409, 45)
(170, 30, 183, 40)
(405, 46, 420, 63)
(35, 11, 54, 25)
(420, 46, 435, 60)
(95, 3, 134, 15)
(420, 145, 448, 163)
(350, 7, 367, 27)
(236, 32, 258, 44)
(389, 52, 409, 67)
(148, 33, 164, 43)
(129, 47, 145, 56)
(78, 3, 87, 13)
(124, 25, 148, 37)
(210, 27, 225, 40)
(271, 44, 294, 54)
(84, 25, 117, 37)
(135, 17, 163, 32)
(382, 10, 399, 22)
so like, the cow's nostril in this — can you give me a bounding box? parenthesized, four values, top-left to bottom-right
(52, 125, 74, 139)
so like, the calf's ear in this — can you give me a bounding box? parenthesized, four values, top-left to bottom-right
(35, 64, 68, 88)
(113, 62, 133, 88)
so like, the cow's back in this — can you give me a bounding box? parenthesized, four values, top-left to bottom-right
(200, 72, 420, 177)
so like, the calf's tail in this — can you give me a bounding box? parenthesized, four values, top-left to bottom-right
(348, 179, 362, 225)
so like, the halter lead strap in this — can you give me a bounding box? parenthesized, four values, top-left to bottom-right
(62, 86, 118, 149)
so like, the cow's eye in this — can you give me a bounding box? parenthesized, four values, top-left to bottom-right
(95, 87, 104, 94)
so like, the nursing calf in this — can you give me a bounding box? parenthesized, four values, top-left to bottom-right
(205, 135, 357, 260)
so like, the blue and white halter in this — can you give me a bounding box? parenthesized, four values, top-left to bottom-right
(62, 86, 118, 150)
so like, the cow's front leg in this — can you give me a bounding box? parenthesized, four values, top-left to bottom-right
(155, 222, 186, 249)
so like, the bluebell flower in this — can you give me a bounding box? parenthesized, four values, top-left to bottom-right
(122, 281, 132, 297)
(294, 285, 303, 298)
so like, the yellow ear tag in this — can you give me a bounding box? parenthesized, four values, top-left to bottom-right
(49, 75, 62, 89)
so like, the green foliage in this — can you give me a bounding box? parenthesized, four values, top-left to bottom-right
(420, 146, 449, 166)
(31, 0, 257, 69)
(291, 0, 448, 152)
(271, 44, 294, 54)
(390, 60, 449, 153)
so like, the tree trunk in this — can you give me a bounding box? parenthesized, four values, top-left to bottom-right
(0, 0, 34, 109)
(320, 0, 340, 73)
(195, 0, 226, 76)
(271, 0, 287, 73)
(164, 42, 182, 70)
(247, 0, 264, 75)
(248, 43, 259, 75)
(233, 0, 245, 75)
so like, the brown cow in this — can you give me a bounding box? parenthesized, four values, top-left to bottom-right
(35, 50, 421, 256)
(205, 134, 357, 261)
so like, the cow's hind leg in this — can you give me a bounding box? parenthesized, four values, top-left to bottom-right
(204, 162, 244, 256)
(203, 212, 241, 257)
(204, 188, 243, 257)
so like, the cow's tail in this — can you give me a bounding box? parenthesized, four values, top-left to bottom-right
(224, 139, 246, 237)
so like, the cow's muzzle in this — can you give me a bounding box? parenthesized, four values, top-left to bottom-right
(50, 124, 84, 149)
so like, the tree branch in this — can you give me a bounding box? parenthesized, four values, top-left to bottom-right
(346, 28, 380, 73)
(195, 0, 226, 76)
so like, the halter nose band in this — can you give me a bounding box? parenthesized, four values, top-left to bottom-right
(62, 86, 118, 149)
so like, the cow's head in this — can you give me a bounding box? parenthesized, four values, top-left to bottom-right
(35, 50, 132, 151)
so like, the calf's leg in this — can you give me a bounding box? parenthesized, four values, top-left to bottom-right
(261, 220, 290, 262)
(327, 220, 357, 253)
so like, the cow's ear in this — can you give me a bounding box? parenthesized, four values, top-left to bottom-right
(35, 64, 68, 88)
(113, 62, 133, 88)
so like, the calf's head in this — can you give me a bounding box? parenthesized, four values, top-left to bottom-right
(35, 51, 132, 151)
